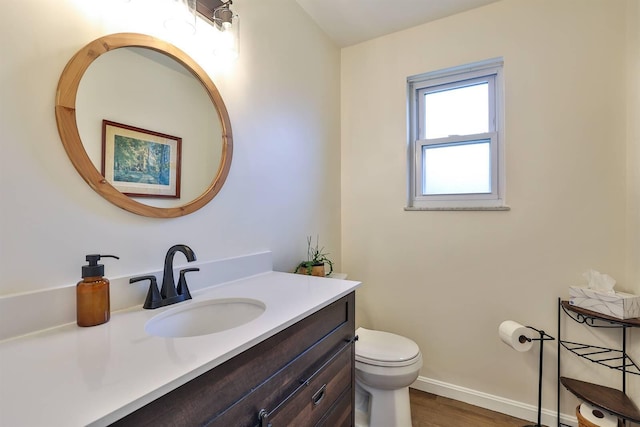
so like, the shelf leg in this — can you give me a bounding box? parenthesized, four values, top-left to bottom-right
(537, 329, 544, 427)
(557, 298, 561, 427)
(523, 329, 545, 427)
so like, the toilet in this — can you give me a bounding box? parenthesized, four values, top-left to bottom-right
(354, 327, 423, 427)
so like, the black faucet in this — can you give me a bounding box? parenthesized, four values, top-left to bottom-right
(161, 244, 196, 298)
(130, 244, 199, 309)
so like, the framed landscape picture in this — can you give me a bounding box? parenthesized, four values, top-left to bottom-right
(101, 120, 182, 198)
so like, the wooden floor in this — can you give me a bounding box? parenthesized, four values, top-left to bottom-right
(410, 389, 531, 427)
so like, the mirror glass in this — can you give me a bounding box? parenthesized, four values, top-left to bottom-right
(55, 33, 232, 218)
(76, 47, 222, 208)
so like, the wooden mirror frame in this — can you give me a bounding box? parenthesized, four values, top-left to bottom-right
(55, 33, 233, 218)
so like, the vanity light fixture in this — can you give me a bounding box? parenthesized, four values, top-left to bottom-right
(134, 0, 240, 59)
(195, 0, 239, 60)
(210, 0, 239, 59)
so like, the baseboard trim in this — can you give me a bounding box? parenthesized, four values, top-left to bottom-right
(411, 376, 578, 427)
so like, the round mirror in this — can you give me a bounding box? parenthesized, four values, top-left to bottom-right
(55, 33, 232, 218)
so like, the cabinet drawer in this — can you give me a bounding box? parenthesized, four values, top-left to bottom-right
(267, 343, 353, 426)
(209, 331, 354, 426)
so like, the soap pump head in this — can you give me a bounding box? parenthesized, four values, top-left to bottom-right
(82, 254, 119, 278)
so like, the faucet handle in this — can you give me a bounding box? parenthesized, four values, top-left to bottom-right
(177, 268, 199, 300)
(130, 275, 162, 309)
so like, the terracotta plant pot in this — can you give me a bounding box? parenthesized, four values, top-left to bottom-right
(296, 263, 326, 277)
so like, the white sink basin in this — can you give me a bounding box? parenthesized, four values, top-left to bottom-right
(145, 298, 266, 338)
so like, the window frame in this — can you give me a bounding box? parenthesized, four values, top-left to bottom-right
(407, 58, 507, 210)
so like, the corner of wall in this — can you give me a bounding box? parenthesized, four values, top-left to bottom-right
(626, 0, 640, 294)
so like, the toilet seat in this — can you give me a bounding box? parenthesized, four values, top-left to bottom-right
(356, 328, 421, 367)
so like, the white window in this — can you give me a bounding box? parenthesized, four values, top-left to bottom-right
(407, 58, 507, 210)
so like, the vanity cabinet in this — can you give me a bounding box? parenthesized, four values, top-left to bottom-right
(112, 292, 356, 427)
(557, 299, 640, 426)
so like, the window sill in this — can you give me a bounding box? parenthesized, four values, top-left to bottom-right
(404, 206, 511, 212)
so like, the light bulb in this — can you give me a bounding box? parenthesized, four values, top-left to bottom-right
(164, 0, 196, 35)
(213, 10, 239, 60)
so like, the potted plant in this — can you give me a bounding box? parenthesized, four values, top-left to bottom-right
(295, 236, 334, 277)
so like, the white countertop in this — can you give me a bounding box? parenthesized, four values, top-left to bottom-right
(0, 271, 360, 426)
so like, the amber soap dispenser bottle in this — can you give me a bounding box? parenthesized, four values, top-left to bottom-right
(77, 254, 119, 327)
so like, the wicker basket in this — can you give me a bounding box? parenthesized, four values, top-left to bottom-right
(576, 405, 621, 427)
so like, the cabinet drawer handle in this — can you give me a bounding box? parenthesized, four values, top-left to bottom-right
(311, 384, 327, 406)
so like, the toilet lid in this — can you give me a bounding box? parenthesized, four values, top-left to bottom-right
(355, 328, 420, 367)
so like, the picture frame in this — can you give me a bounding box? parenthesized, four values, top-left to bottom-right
(102, 120, 181, 198)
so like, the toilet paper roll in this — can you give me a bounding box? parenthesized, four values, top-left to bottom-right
(498, 320, 534, 352)
(579, 402, 618, 427)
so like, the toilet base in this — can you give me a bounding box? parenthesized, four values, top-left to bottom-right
(355, 382, 413, 427)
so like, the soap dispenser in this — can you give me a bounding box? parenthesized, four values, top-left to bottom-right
(77, 254, 119, 327)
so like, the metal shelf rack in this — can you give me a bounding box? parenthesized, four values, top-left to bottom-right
(557, 299, 640, 427)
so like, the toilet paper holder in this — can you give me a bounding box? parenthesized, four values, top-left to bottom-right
(521, 326, 556, 427)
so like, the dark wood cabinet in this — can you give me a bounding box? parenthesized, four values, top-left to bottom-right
(112, 292, 356, 427)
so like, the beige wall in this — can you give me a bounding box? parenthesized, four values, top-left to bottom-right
(341, 0, 637, 417)
(0, 0, 341, 295)
(627, 0, 640, 299)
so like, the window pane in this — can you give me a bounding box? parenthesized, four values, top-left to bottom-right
(423, 140, 491, 195)
(424, 83, 488, 139)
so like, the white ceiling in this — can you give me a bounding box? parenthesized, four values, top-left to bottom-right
(295, 0, 501, 47)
